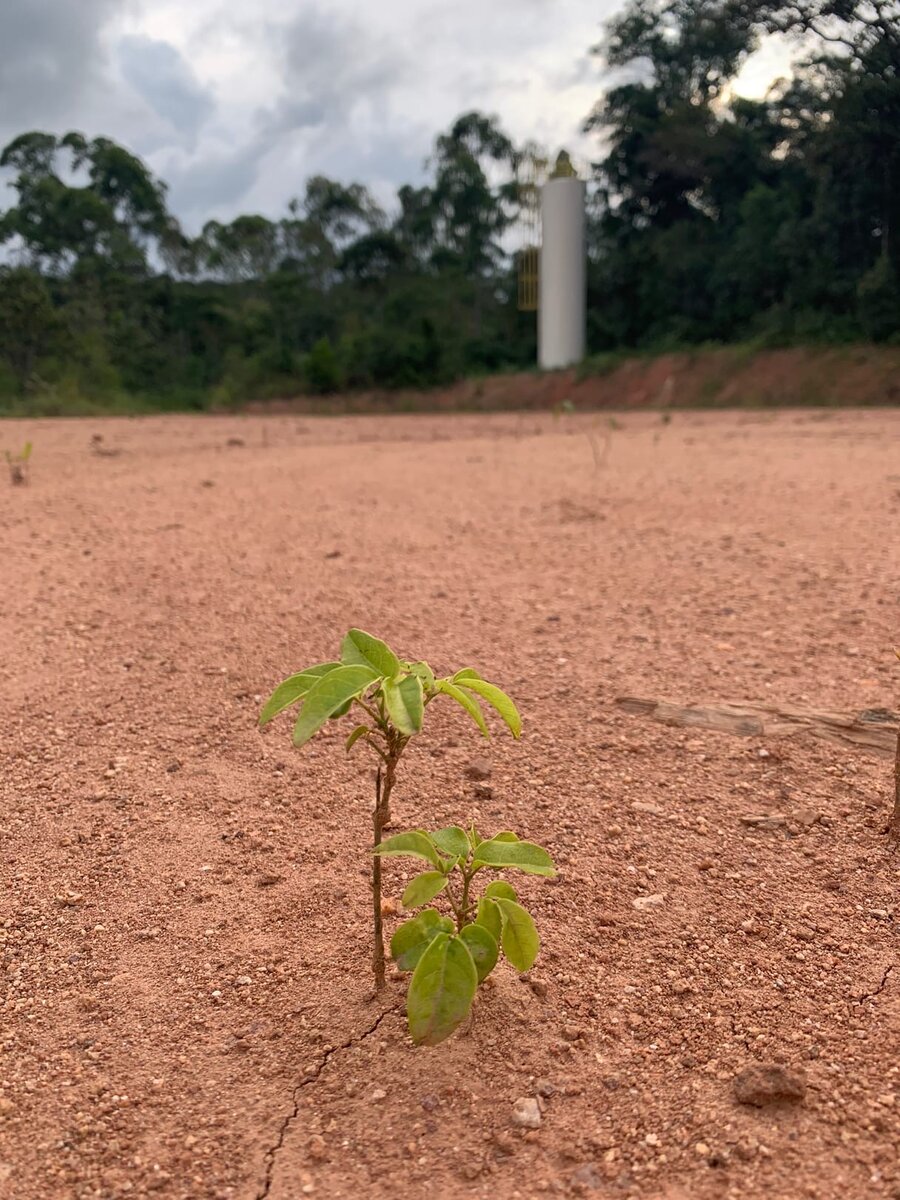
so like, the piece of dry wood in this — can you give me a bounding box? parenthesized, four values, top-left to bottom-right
(615, 695, 898, 759)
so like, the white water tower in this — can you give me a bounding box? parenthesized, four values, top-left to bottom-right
(518, 150, 587, 370)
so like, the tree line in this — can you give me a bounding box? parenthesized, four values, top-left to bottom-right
(1, 0, 898, 412)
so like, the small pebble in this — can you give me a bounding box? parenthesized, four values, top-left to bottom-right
(512, 1097, 542, 1129)
(632, 893, 666, 911)
(465, 758, 492, 781)
(308, 1134, 328, 1162)
(733, 1064, 806, 1107)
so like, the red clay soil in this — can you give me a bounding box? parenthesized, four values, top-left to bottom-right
(1, 408, 898, 1200)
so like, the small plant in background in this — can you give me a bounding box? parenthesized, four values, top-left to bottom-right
(5, 441, 32, 485)
(90, 434, 121, 458)
(376, 824, 555, 1044)
(552, 397, 575, 420)
(260, 630, 523, 990)
(585, 416, 622, 471)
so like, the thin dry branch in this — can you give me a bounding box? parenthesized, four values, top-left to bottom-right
(615, 695, 898, 758)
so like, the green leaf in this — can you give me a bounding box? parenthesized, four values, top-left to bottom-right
(455, 677, 522, 738)
(408, 661, 436, 690)
(340, 629, 400, 677)
(402, 871, 448, 908)
(390, 909, 454, 971)
(436, 680, 489, 737)
(345, 725, 369, 753)
(494, 898, 540, 972)
(407, 933, 478, 1046)
(452, 668, 482, 683)
(472, 837, 556, 877)
(258, 662, 341, 726)
(459, 923, 499, 983)
(431, 826, 470, 858)
(291, 665, 379, 748)
(490, 831, 520, 843)
(329, 698, 353, 719)
(483, 880, 517, 902)
(475, 896, 501, 943)
(373, 831, 443, 869)
(383, 674, 424, 736)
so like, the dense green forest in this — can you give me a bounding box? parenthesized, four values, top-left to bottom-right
(1, 0, 898, 412)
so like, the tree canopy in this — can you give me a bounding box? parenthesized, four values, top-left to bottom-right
(1, 3, 898, 411)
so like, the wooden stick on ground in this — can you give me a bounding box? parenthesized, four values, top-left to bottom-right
(615, 695, 898, 758)
(616, 695, 900, 836)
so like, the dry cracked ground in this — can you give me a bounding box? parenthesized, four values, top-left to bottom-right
(1, 408, 898, 1200)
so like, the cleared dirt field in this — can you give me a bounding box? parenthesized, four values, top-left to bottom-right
(1, 408, 898, 1200)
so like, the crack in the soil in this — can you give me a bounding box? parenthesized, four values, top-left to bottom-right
(256, 1005, 401, 1200)
(853, 963, 895, 1005)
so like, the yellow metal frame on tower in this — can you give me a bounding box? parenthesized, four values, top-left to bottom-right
(518, 245, 539, 312)
(516, 149, 548, 313)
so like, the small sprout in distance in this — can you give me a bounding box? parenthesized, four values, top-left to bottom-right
(5, 441, 32, 485)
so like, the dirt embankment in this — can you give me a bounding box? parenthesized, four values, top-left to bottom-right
(250, 345, 900, 415)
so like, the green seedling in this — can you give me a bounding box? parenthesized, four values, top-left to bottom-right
(5, 441, 32, 485)
(259, 629, 523, 989)
(585, 419, 612, 471)
(376, 824, 555, 1045)
(552, 398, 576, 420)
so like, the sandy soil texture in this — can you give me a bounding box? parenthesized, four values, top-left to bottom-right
(1, 408, 898, 1200)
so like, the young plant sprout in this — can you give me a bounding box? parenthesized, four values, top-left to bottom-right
(259, 629, 524, 990)
(5, 441, 32, 485)
(376, 824, 555, 1044)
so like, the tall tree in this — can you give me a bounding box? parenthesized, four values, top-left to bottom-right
(0, 131, 176, 272)
(198, 215, 280, 282)
(586, 0, 760, 227)
(428, 112, 519, 275)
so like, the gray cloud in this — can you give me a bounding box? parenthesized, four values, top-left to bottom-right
(260, 6, 408, 138)
(163, 139, 276, 219)
(0, 0, 118, 142)
(0, 0, 616, 229)
(117, 35, 215, 143)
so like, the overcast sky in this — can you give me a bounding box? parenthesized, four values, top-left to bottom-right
(0, 0, 792, 233)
